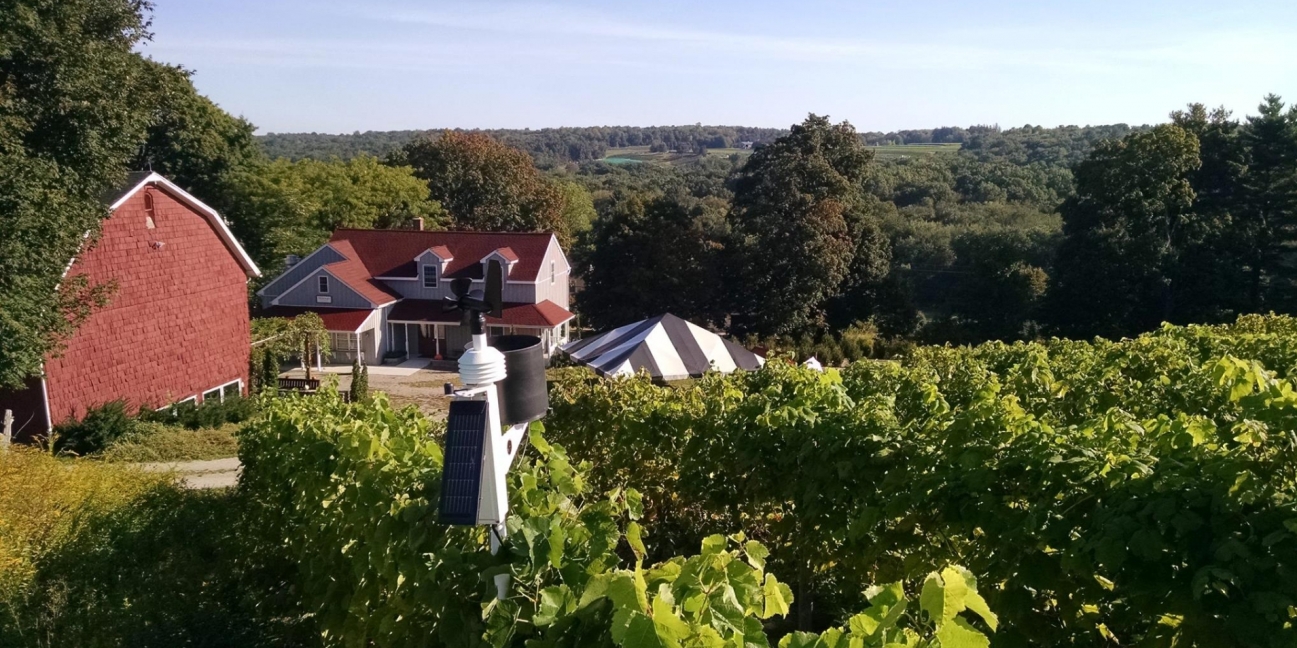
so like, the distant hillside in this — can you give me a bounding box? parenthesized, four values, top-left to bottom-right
(257, 125, 789, 167)
(257, 122, 1145, 169)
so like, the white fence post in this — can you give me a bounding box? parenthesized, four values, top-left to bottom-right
(2, 409, 12, 453)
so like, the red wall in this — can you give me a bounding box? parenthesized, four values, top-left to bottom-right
(42, 186, 251, 424)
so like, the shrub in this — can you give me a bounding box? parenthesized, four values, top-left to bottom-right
(98, 421, 240, 463)
(52, 400, 136, 456)
(0, 449, 166, 626)
(141, 395, 256, 430)
(348, 360, 369, 403)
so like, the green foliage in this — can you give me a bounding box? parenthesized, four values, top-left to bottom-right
(238, 389, 983, 646)
(547, 315, 1297, 647)
(52, 400, 136, 456)
(0, 0, 156, 388)
(729, 114, 889, 336)
(349, 359, 369, 403)
(0, 454, 312, 647)
(229, 155, 445, 269)
(97, 421, 240, 463)
(391, 131, 568, 244)
(141, 395, 256, 430)
(579, 191, 727, 330)
(0, 448, 167, 642)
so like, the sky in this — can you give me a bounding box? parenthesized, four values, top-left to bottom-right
(140, 0, 1297, 134)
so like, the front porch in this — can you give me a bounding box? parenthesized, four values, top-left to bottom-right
(383, 321, 571, 361)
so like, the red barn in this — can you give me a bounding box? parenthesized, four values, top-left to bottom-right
(0, 172, 260, 441)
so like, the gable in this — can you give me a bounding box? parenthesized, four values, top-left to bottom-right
(108, 172, 259, 277)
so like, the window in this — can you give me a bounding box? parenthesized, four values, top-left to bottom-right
(143, 192, 156, 229)
(221, 380, 242, 400)
(551, 261, 556, 284)
(179, 395, 197, 406)
(318, 275, 329, 293)
(422, 264, 438, 288)
(203, 387, 221, 402)
(329, 332, 358, 352)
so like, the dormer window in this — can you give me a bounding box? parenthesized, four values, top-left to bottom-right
(318, 275, 329, 293)
(422, 264, 438, 288)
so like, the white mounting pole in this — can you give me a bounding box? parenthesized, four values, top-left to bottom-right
(2, 409, 12, 453)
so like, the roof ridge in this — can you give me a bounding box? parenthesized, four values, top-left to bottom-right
(332, 228, 555, 237)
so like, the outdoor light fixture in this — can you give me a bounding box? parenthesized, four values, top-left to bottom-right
(437, 260, 549, 600)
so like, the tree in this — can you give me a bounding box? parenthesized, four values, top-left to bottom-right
(578, 192, 725, 330)
(1047, 125, 1202, 337)
(227, 156, 445, 272)
(390, 131, 566, 239)
(286, 313, 330, 381)
(349, 358, 369, 402)
(0, 0, 158, 389)
(130, 60, 262, 212)
(728, 115, 887, 336)
(1237, 95, 1297, 310)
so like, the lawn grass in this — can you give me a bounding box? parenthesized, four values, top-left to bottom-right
(97, 421, 241, 463)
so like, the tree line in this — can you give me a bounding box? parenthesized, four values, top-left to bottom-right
(258, 125, 789, 167)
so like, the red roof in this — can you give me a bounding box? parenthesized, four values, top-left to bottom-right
(261, 306, 375, 332)
(428, 245, 453, 260)
(388, 299, 573, 328)
(492, 247, 519, 262)
(322, 241, 402, 305)
(328, 229, 553, 281)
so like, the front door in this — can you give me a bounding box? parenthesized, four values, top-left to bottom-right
(417, 325, 439, 358)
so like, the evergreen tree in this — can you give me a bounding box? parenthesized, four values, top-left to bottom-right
(1238, 95, 1297, 310)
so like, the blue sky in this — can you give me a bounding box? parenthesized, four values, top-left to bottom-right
(141, 0, 1297, 134)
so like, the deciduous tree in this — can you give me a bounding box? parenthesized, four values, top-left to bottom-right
(391, 131, 566, 240)
(0, 0, 157, 389)
(728, 115, 888, 336)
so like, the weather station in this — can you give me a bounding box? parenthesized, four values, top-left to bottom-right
(436, 260, 549, 600)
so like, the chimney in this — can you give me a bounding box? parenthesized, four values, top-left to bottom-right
(285, 254, 300, 268)
(413, 217, 424, 231)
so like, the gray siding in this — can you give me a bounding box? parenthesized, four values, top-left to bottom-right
(534, 237, 571, 309)
(275, 268, 373, 310)
(258, 245, 345, 308)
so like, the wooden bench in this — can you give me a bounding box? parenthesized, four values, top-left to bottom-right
(278, 377, 320, 392)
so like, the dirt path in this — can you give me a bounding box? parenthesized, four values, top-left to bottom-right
(140, 457, 240, 489)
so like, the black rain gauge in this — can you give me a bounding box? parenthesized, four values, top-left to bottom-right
(437, 260, 550, 599)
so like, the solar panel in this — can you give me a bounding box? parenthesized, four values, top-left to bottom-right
(439, 400, 488, 525)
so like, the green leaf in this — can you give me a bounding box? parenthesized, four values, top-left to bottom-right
(779, 631, 822, 648)
(535, 585, 571, 627)
(529, 425, 552, 455)
(626, 488, 644, 520)
(744, 540, 770, 571)
(701, 534, 727, 555)
(652, 586, 691, 642)
(622, 611, 670, 648)
(578, 573, 612, 610)
(548, 522, 566, 568)
(935, 617, 990, 648)
(628, 521, 647, 560)
(762, 573, 793, 619)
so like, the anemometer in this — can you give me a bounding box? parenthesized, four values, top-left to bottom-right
(437, 260, 549, 592)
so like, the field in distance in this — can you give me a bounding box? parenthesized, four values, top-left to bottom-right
(598, 143, 960, 165)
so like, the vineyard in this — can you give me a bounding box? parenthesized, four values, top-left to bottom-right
(546, 314, 1297, 646)
(238, 391, 991, 647)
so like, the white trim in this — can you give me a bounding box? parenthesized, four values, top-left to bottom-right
(202, 386, 222, 402)
(110, 172, 260, 277)
(421, 263, 438, 288)
(39, 365, 53, 433)
(179, 395, 198, 406)
(257, 243, 341, 296)
(375, 276, 418, 281)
